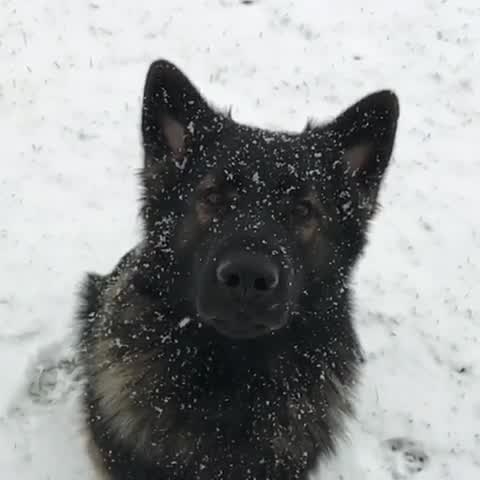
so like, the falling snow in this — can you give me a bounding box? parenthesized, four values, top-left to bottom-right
(1, 1, 479, 479)
(179, 317, 192, 328)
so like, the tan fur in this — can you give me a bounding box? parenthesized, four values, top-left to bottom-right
(304, 191, 323, 212)
(90, 338, 153, 451)
(195, 202, 213, 225)
(297, 192, 325, 247)
(195, 173, 220, 225)
(299, 217, 320, 244)
(84, 269, 171, 457)
(87, 336, 198, 466)
(197, 173, 217, 191)
(175, 173, 218, 247)
(175, 209, 202, 250)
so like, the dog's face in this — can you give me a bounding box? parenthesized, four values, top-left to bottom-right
(139, 61, 399, 340)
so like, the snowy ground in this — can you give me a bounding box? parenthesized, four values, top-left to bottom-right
(1, 0, 479, 478)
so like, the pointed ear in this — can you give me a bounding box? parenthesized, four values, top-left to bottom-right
(141, 60, 220, 168)
(328, 90, 399, 209)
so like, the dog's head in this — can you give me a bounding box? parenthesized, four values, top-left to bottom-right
(138, 60, 399, 340)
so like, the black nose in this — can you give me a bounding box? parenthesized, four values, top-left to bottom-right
(216, 254, 279, 298)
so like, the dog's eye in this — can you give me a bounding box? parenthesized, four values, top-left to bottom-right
(203, 189, 225, 206)
(292, 200, 313, 219)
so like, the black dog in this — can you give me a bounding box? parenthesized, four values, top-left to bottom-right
(76, 59, 399, 479)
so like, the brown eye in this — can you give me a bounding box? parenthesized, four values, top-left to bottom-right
(292, 200, 313, 219)
(204, 189, 225, 206)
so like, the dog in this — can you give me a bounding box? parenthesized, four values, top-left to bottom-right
(75, 59, 399, 479)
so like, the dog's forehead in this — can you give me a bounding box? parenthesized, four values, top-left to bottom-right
(204, 127, 327, 186)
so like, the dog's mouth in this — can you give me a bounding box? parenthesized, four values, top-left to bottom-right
(208, 320, 270, 339)
(197, 305, 288, 340)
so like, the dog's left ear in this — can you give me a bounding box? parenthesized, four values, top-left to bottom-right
(325, 90, 399, 207)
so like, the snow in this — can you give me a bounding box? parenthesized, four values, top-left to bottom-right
(1, 0, 479, 478)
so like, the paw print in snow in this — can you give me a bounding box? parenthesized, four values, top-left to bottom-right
(383, 437, 429, 479)
(28, 356, 82, 405)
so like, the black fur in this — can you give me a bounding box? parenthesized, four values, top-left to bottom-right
(76, 59, 399, 479)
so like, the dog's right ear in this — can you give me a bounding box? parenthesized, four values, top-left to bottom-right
(141, 60, 220, 168)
